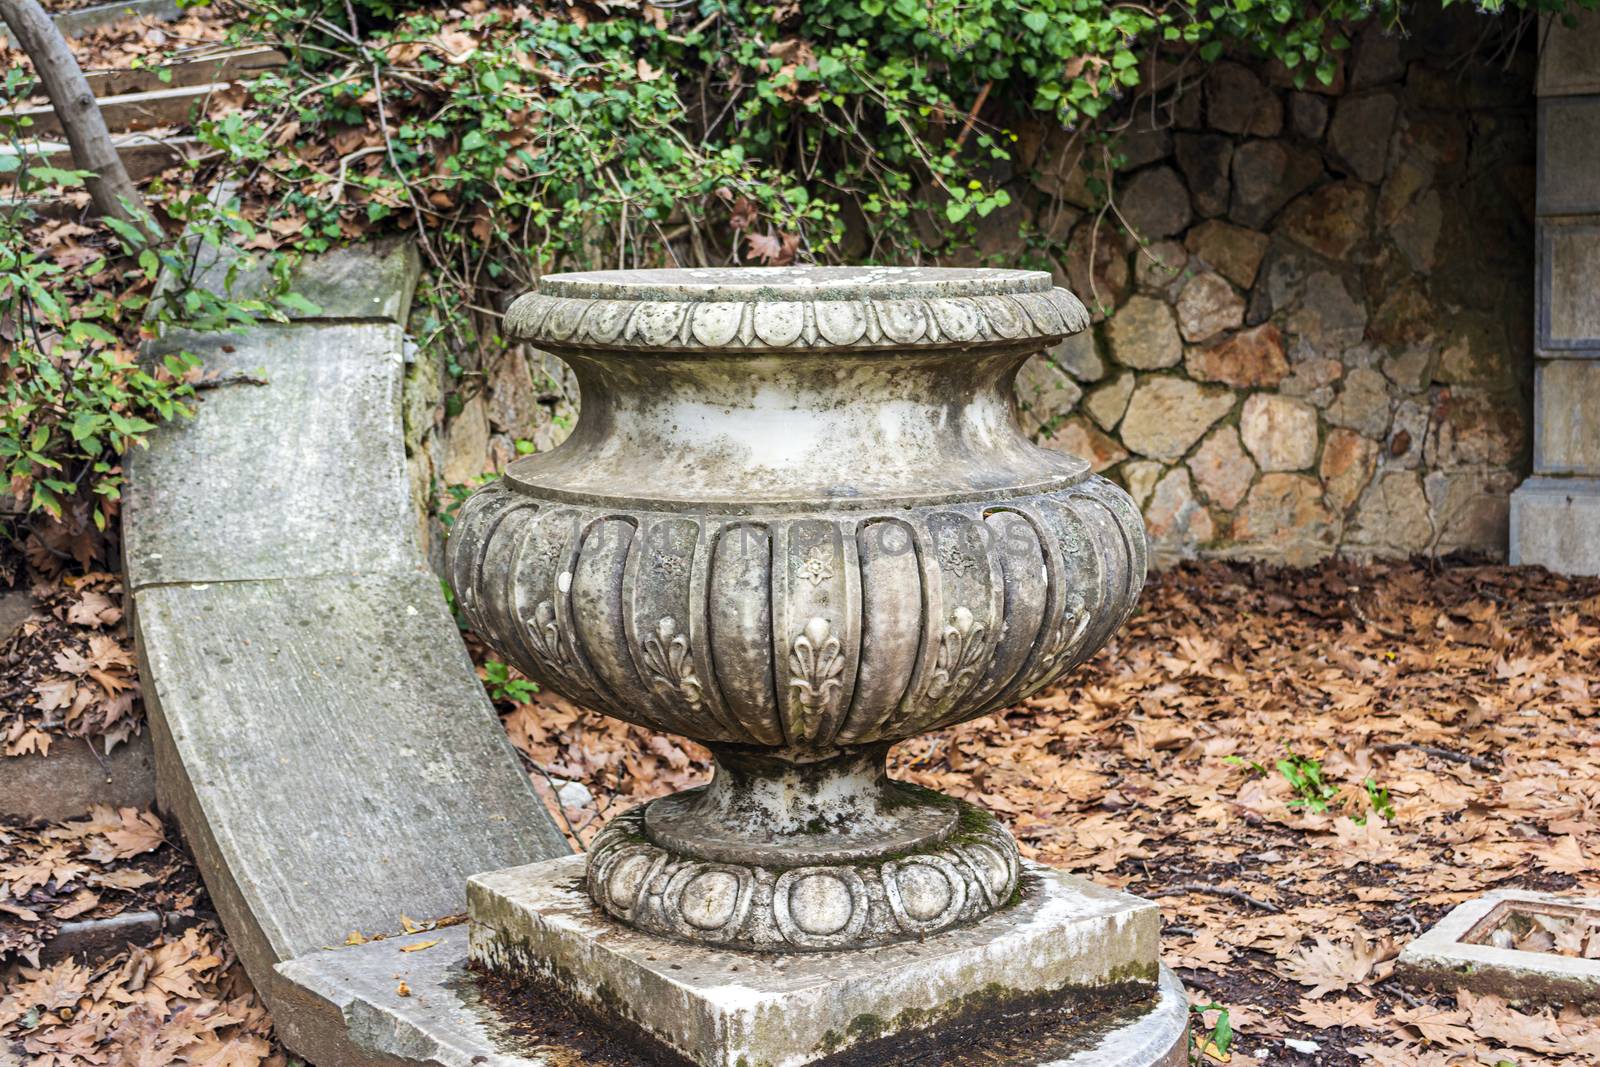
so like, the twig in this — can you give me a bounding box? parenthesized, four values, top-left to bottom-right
(369, 61, 442, 273)
(514, 748, 588, 851)
(0, 0, 161, 239)
(950, 79, 992, 153)
(1154, 882, 1283, 914)
(329, 144, 386, 204)
(1349, 595, 1407, 639)
(1375, 742, 1495, 773)
(1381, 978, 1425, 1009)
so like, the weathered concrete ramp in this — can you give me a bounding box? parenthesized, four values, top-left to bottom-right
(124, 241, 569, 1042)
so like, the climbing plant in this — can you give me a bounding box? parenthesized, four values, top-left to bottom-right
(202, 0, 1592, 346)
(0, 61, 310, 532)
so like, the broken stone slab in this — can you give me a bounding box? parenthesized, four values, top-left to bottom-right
(164, 235, 420, 324)
(134, 572, 569, 994)
(0, 732, 155, 822)
(467, 854, 1181, 1067)
(1397, 890, 1600, 1012)
(276, 925, 1187, 1067)
(123, 322, 420, 588)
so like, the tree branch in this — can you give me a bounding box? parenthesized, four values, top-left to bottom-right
(0, 0, 160, 240)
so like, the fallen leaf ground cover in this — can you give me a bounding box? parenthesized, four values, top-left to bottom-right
(0, 807, 286, 1065)
(6, 545, 1598, 1064)
(491, 555, 1600, 1066)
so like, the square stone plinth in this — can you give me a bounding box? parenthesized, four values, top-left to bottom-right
(1397, 890, 1600, 1012)
(1510, 477, 1600, 576)
(468, 855, 1162, 1067)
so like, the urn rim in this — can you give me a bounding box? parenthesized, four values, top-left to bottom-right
(534, 265, 1052, 302)
(503, 266, 1091, 353)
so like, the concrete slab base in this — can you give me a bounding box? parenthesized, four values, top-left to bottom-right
(1397, 889, 1600, 1012)
(275, 925, 1188, 1067)
(467, 854, 1181, 1067)
(1510, 477, 1600, 576)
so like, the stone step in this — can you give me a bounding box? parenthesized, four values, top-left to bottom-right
(0, 0, 180, 46)
(4, 82, 229, 139)
(81, 45, 285, 97)
(0, 130, 201, 185)
(0, 732, 155, 823)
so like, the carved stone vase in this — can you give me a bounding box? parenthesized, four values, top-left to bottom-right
(449, 266, 1147, 957)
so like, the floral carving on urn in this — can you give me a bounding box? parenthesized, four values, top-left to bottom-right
(448, 266, 1146, 952)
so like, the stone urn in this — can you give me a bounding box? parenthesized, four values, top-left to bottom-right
(452, 268, 1182, 1067)
(449, 265, 1146, 951)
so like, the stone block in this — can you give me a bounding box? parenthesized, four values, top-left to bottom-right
(1084, 372, 1135, 432)
(1534, 360, 1600, 474)
(1041, 416, 1128, 472)
(1240, 394, 1319, 472)
(171, 234, 420, 324)
(124, 323, 420, 587)
(1118, 166, 1192, 239)
(1347, 470, 1433, 556)
(1325, 366, 1393, 439)
(1175, 133, 1233, 218)
(1175, 272, 1245, 343)
(1134, 239, 1188, 292)
(1120, 378, 1236, 462)
(468, 855, 1179, 1067)
(1229, 140, 1323, 229)
(1538, 9, 1600, 97)
(1537, 97, 1600, 215)
(1016, 353, 1086, 437)
(1114, 121, 1174, 172)
(1188, 426, 1256, 511)
(1144, 467, 1214, 554)
(1048, 330, 1107, 382)
(1511, 477, 1600, 575)
(1206, 62, 1282, 137)
(1107, 295, 1183, 369)
(1228, 474, 1339, 566)
(1426, 469, 1517, 557)
(1350, 22, 1406, 90)
(1538, 221, 1600, 353)
(0, 731, 154, 822)
(1185, 323, 1287, 388)
(1320, 429, 1379, 514)
(1328, 92, 1400, 184)
(1425, 389, 1526, 470)
(1397, 890, 1600, 1010)
(1278, 181, 1373, 260)
(277, 925, 1190, 1067)
(1184, 219, 1268, 289)
(1288, 93, 1328, 139)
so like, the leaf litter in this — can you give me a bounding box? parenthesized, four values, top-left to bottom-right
(488, 555, 1600, 1065)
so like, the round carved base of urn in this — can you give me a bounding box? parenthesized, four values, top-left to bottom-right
(586, 796, 1021, 952)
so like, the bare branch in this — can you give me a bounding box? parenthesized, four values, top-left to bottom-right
(0, 0, 160, 240)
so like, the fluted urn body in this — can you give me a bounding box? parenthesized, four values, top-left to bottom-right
(449, 267, 1146, 952)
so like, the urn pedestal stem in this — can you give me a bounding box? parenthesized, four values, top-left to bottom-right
(451, 267, 1184, 1067)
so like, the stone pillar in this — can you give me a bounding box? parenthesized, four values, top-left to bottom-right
(1511, 10, 1600, 574)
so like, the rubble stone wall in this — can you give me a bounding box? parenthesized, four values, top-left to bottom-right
(1007, 13, 1537, 565)
(411, 8, 1537, 570)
